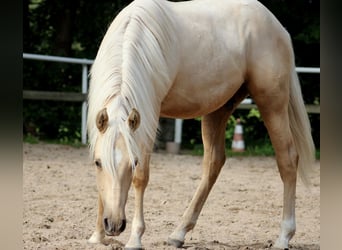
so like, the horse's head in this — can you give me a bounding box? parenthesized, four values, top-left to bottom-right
(93, 107, 140, 236)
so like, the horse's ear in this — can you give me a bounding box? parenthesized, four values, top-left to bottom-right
(96, 108, 109, 133)
(127, 108, 140, 132)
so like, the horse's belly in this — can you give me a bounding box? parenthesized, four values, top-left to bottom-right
(160, 79, 243, 119)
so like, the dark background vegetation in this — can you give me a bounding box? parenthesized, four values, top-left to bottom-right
(23, 0, 319, 154)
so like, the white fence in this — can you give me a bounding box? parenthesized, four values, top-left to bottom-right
(23, 53, 93, 144)
(23, 53, 320, 144)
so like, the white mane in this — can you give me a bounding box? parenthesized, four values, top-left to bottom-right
(87, 0, 178, 173)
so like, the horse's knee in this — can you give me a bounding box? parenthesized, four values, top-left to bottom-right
(132, 163, 149, 189)
(132, 175, 148, 189)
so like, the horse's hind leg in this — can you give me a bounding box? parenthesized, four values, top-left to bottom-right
(263, 110, 297, 249)
(168, 87, 248, 247)
(249, 79, 298, 249)
(263, 109, 298, 249)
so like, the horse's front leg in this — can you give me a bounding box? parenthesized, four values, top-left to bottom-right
(125, 155, 150, 250)
(88, 195, 105, 244)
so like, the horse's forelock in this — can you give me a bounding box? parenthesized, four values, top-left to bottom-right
(92, 132, 136, 179)
(89, 98, 141, 177)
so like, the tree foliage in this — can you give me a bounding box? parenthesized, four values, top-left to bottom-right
(23, 0, 319, 148)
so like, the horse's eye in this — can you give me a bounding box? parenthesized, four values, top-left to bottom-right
(95, 159, 102, 169)
(134, 158, 138, 166)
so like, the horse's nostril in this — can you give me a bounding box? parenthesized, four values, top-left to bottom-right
(103, 218, 125, 234)
(103, 218, 111, 231)
(119, 219, 126, 232)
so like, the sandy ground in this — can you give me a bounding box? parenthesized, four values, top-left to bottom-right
(23, 143, 320, 250)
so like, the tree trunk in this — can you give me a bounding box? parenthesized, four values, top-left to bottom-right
(52, 1, 78, 56)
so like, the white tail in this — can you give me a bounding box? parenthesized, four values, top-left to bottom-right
(288, 68, 316, 186)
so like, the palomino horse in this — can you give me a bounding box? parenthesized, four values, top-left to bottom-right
(87, 0, 315, 249)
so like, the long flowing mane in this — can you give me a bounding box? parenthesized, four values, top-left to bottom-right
(87, 0, 178, 172)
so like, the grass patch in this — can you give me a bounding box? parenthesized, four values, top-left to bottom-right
(315, 149, 320, 159)
(24, 133, 40, 144)
(227, 142, 275, 157)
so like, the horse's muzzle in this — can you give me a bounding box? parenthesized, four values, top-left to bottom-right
(103, 218, 126, 236)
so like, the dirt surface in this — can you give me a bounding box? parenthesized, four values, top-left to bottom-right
(23, 143, 320, 249)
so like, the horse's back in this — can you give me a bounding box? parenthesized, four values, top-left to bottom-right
(169, 0, 290, 63)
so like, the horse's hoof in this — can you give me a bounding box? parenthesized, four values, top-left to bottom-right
(125, 248, 143, 250)
(87, 232, 104, 244)
(167, 237, 184, 248)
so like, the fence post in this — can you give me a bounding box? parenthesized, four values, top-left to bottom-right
(174, 119, 183, 144)
(81, 64, 88, 144)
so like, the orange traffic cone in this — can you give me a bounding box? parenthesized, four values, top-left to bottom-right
(231, 118, 245, 152)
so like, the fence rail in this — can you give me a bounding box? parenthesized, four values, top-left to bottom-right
(23, 53, 94, 65)
(23, 53, 320, 144)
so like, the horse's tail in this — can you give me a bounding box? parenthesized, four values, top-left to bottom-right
(288, 67, 315, 186)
